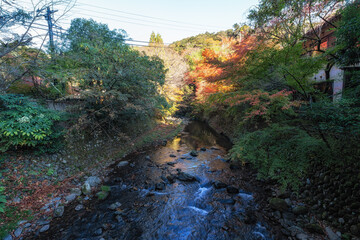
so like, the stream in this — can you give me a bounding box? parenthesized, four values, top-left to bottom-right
(32, 121, 273, 240)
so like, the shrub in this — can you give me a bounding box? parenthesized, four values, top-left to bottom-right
(0, 186, 5, 213)
(300, 99, 360, 164)
(0, 94, 63, 152)
(230, 124, 329, 190)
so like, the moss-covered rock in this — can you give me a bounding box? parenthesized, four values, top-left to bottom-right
(305, 223, 324, 234)
(292, 206, 308, 215)
(269, 198, 288, 211)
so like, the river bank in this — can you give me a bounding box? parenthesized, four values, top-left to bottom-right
(0, 120, 184, 240)
(21, 121, 273, 240)
(3, 120, 358, 240)
(205, 116, 359, 240)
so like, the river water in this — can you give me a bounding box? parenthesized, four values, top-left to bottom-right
(33, 121, 273, 240)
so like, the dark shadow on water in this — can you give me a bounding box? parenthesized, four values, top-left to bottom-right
(182, 120, 232, 150)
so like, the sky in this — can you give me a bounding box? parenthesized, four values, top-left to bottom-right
(18, 0, 259, 46)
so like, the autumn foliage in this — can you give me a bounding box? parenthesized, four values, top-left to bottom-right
(186, 36, 260, 102)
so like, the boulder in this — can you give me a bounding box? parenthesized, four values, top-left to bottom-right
(54, 206, 64, 217)
(200, 181, 213, 188)
(23, 223, 31, 228)
(176, 172, 196, 182)
(14, 227, 22, 238)
(244, 209, 257, 224)
(65, 193, 77, 203)
(115, 215, 126, 224)
(292, 206, 308, 215)
(117, 161, 129, 167)
(160, 176, 168, 183)
(214, 181, 227, 189)
(269, 198, 288, 211)
(94, 228, 103, 236)
(190, 150, 198, 157)
(350, 224, 360, 236)
(3, 235, 12, 240)
(217, 198, 235, 205)
(325, 227, 341, 240)
(70, 188, 82, 196)
(296, 233, 309, 240)
(155, 182, 166, 191)
(75, 204, 83, 211)
(39, 225, 50, 233)
(166, 175, 176, 184)
(226, 186, 239, 194)
(287, 226, 305, 236)
(82, 182, 92, 195)
(169, 154, 177, 158)
(305, 223, 324, 234)
(86, 176, 101, 187)
(108, 202, 122, 210)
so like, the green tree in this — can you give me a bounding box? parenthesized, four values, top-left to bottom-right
(149, 32, 164, 46)
(335, 1, 360, 66)
(0, 0, 75, 93)
(155, 33, 164, 45)
(149, 31, 156, 46)
(56, 19, 168, 135)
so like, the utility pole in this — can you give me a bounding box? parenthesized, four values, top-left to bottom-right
(44, 7, 58, 55)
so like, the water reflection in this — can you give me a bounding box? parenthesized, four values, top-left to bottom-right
(144, 121, 271, 239)
(181, 121, 232, 150)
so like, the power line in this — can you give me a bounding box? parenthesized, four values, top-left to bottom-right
(26, 25, 174, 48)
(71, 6, 214, 31)
(128, 44, 174, 49)
(125, 39, 171, 45)
(16, 0, 225, 30)
(73, 12, 203, 33)
(75, 1, 224, 29)
(26, 22, 170, 44)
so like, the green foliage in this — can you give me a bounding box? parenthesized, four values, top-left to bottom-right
(335, 1, 360, 66)
(230, 124, 328, 190)
(244, 43, 325, 97)
(149, 32, 164, 45)
(54, 19, 168, 135)
(171, 32, 223, 53)
(0, 206, 33, 239)
(96, 191, 109, 200)
(0, 94, 63, 152)
(0, 186, 6, 213)
(101, 185, 111, 192)
(7, 82, 34, 95)
(247, 0, 341, 45)
(300, 98, 360, 164)
(46, 168, 55, 176)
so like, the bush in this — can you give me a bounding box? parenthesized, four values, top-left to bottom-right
(300, 99, 360, 164)
(230, 124, 329, 190)
(0, 94, 63, 152)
